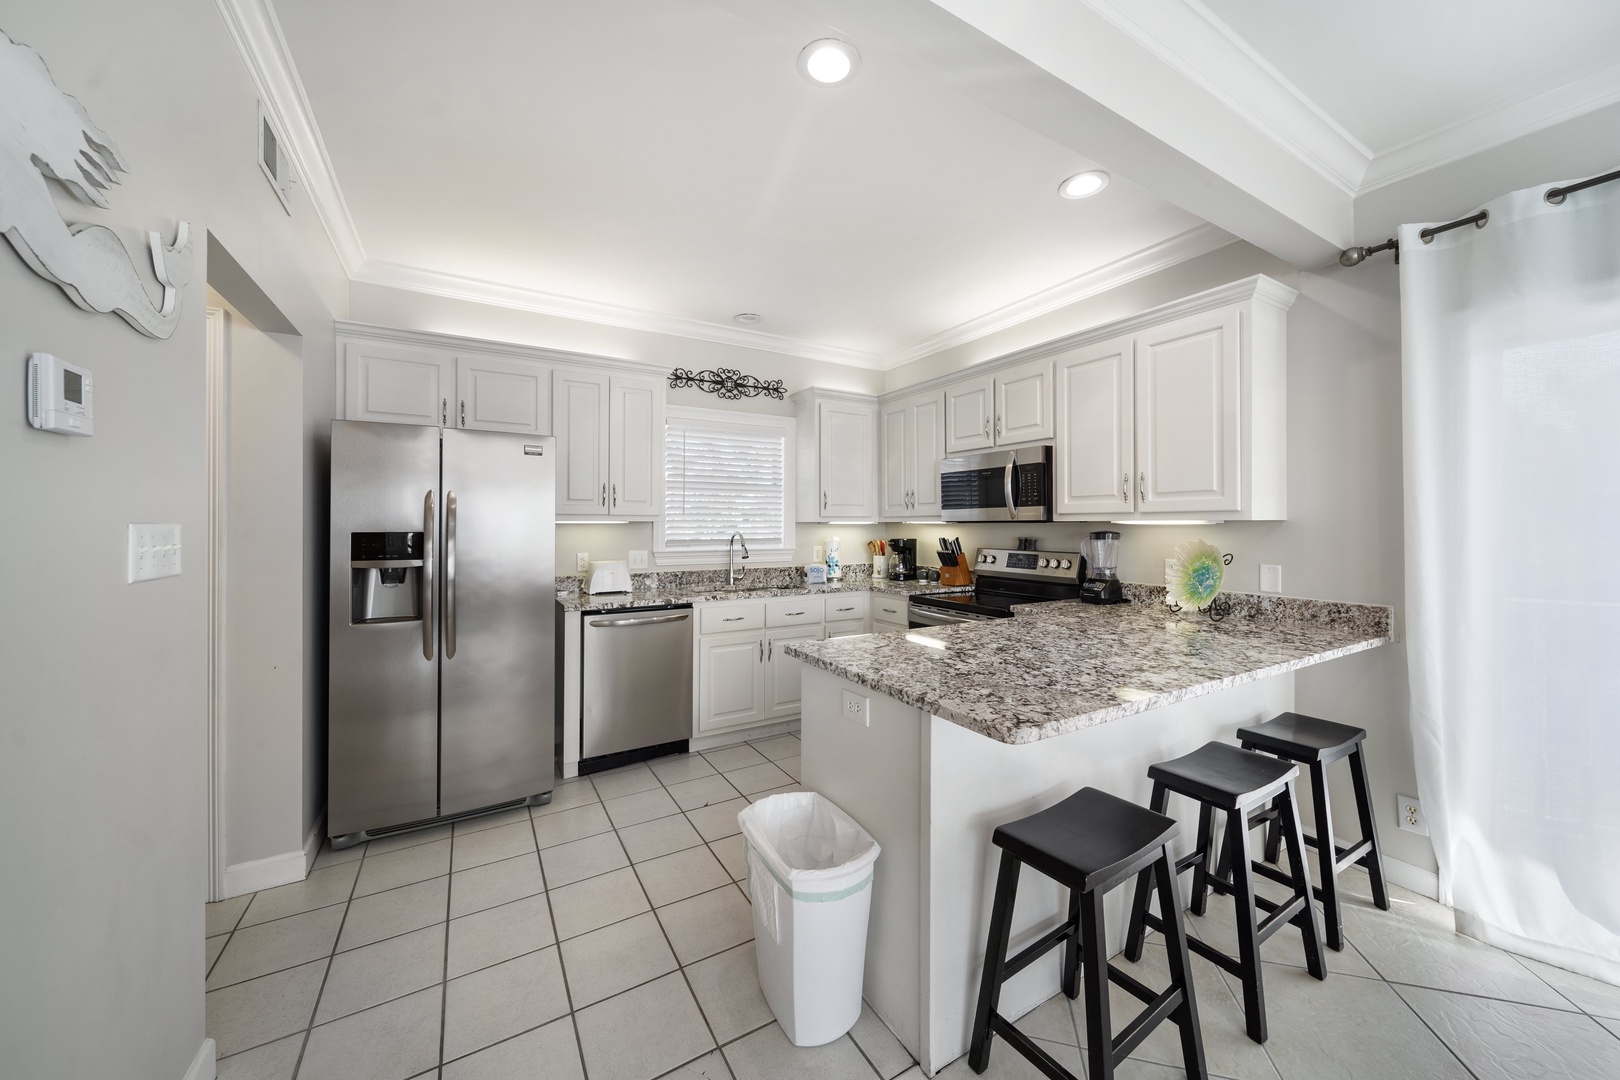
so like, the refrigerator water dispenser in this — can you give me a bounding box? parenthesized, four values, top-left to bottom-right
(350, 531, 425, 623)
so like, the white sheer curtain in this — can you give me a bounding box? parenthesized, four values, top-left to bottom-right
(1401, 174, 1620, 983)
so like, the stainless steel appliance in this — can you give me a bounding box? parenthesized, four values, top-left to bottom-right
(580, 604, 694, 774)
(1081, 530, 1127, 604)
(940, 445, 1053, 522)
(328, 421, 556, 845)
(909, 547, 1083, 626)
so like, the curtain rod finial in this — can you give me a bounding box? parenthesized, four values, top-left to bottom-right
(1339, 246, 1368, 267)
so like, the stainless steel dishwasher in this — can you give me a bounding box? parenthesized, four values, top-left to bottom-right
(580, 604, 694, 773)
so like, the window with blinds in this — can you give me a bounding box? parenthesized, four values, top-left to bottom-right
(663, 414, 790, 550)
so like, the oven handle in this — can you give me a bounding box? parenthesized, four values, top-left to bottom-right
(909, 605, 994, 627)
(1004, 453, 1017, 521)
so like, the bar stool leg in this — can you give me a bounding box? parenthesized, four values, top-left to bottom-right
(1224, 809, 1268, 1044)
(1153, 844, 1209, 1080)
(1307, 761, 1345, 951)
(1187, 802, 1216, 916)
(1062, 886, 1082, 1000)
(1278, 784, 1327, 980)
(1079, 889, 1115, 1080)
(1124, 781, 1169, 961)
(1262, 803, 1284, 865)
(1348, 747, 1391, 911)
(969, 852, 1022, 1073)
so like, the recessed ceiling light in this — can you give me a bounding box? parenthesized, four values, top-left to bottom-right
(1058, 170, 1110, 199)
(733, 312, 762, 324)
(798, 38, 860, 86)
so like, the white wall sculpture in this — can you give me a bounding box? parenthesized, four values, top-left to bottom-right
(0, 28, 192, 339)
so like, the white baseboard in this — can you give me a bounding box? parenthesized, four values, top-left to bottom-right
(183, 1038, 216, 1080)
(303, 809, 326, 874)
(1383, 854, 1439, 900)
(221, 848, 308, 898)
(691, 718, 800, 753)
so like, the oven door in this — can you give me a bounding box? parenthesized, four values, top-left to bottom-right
(941, 445, 1052, 522)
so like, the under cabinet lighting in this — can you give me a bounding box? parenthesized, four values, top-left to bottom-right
(560, 520, 632, 525)
(1108, 520, 1224, 526)
(827, 521, 877, 525)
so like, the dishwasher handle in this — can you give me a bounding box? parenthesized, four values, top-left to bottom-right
(587, 612, 693, 628)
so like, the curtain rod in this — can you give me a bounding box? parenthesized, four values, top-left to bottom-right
(1337, 166, 1620, 267)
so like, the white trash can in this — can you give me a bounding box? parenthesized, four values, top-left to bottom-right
(739, 792, 881, 1047)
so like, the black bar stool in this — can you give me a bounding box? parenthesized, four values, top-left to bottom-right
(1234, 712, 1391, 951)
(1124, 742, 1325, 1044)
(969, 787, 1207, 1080)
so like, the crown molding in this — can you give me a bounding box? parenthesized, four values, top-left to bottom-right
(351, 259, 888, 369)
(334, 319, 671, 378)
(214, 0, 366, 273)
(878, 223, 1237, 371)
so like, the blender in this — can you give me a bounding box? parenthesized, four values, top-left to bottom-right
(1080, 530, 1125, 604)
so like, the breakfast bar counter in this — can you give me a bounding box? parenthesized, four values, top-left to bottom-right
(783, 591, 1391, 1075)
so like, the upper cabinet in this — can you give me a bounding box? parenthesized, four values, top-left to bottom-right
(608, 374, 665, 518)
(552, 369, 611, 515)
(454, 355, 550, 434)
(343, 342, 454, 427)
(552, 369, 665, 520)
(1053, 276, 1294, 521)
(794, 390, 879, 523)
(881, 391, 944, 520)
(942, 360, 1054, 454)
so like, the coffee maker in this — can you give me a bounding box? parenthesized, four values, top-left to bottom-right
(1080, 530, 1126, 604)
(888, 538, 918, 581)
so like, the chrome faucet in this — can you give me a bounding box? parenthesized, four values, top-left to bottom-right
(727, 531, 750, 586)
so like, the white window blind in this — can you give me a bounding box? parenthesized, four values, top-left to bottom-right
(663, 415, 788, 549)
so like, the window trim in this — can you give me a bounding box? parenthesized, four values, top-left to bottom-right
(654, 405, 797, 567)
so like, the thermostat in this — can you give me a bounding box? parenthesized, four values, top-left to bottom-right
(26, 353, 93, 436)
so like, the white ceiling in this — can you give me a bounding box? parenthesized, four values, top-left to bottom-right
(271, 0, 1216, 365)
(1201, 0, 1620, 154)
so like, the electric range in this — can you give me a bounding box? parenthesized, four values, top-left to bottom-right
(908, 547, 1084, 627)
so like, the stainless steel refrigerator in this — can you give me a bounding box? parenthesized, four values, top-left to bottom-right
(328, 420, 556, 845)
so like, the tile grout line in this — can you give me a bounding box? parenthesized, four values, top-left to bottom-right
(288, 836, 365, 1080)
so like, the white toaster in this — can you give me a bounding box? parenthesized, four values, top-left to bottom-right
(586, 560, 633, 594)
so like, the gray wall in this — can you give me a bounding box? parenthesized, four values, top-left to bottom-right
(0, 2, 345, 1076)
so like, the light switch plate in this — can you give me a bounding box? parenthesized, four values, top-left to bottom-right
(1260, 564, 1283, 594)
(128, 524, 182, 583)
(628, 549, 648, 569)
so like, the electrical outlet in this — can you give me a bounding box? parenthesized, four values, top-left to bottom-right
(576, 552, 590, 571)
(1397, 795, 1427, 835)
(128, 524, 182, 583)
(841, 689, 869, 727)
(1260, 564, 1283, 594)
(628, 549, 648, 570)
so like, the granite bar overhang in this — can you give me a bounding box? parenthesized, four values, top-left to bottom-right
(783, 589, 1393, 744)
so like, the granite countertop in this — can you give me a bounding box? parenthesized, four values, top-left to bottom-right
(782, 592, 1393, 745)
(556, 577, 972, 612)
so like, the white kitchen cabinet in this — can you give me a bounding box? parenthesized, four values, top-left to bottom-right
(698, 633, 767, 733)
(343, 342, 453, 427)
(1134, 307, 1241, 514)
(454, 354, 550, 434)
(553, 369, 611, 515)
(823, 594, 869, 624)
(609, 374, 664, 518)
(870, 595, 909, 631)
(880, 392, 945, 520)
(765, 626, 820, 719)
(944, 375, 995, 454)
(1054, 336, 1135, 518)
(825, 619, 867, 638)
(794, 390, 879, 523)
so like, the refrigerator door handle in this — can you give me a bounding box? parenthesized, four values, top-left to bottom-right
(444, 490, 458, 659)
(422, 490, 435, 661)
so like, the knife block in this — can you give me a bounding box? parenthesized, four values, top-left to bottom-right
(938, 564, 973, 587)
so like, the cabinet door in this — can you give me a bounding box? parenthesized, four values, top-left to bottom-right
(553, 369, 611, 515)
(343, 343, 452, 427)
(996, 359, 1054, 445)
(819, 401, 878, 520)
(1135, 308, 1241, 513)
(765, 626, 819, 720)
(944, 376, 995, 454)
(880, 403, 910, 520)
(454, 355, 549, 434)
(910, 393, 945, 516)
(1054, 337, 1135, 518)
(609, 375, 664, 519)
(698, 634, 766, 733)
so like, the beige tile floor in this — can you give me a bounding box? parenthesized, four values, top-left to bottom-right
(207, 734, 1620, 1080)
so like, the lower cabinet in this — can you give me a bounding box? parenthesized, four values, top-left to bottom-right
(697, 633, 767, 734)
(870, 596, 908, 631)
(765, 627, 820, 719)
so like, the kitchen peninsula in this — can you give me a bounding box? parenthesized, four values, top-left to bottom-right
(784, 592, 1392, 1075)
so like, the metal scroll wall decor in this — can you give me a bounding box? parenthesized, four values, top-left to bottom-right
(668, 367, 786, 401)
(0, 28, 193, 339)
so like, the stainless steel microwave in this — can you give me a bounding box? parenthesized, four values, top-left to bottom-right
(940, 445, 1053, 522)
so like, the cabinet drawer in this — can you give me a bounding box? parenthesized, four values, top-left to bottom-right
(700, 603, 765, 634)
(870, 596, 908, 624)
(823, 594, 869, 622)
(825, 619, 867, 639)
(766, 597, 824, 627)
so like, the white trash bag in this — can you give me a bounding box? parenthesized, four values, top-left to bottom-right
(739, 792, 881, 1047)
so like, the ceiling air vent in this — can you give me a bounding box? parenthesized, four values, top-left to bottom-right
(258, 103, 292, 214)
